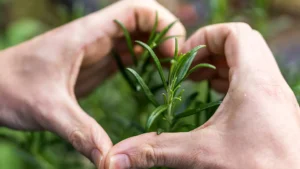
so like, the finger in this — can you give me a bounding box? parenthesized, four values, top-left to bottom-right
(182, 23, 285, 88)
(41, 96, 112, 169)
(126, 0, 186, 57)
(77, 0, 186, 63)
(105, 132, 208, 169)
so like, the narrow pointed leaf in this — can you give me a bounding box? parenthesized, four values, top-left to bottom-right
(173, 45, 206, 85)
(186, 63, 216, 78)
(185, 63, 216, 78)
(156, 20, 178, 41)
(136, 41, 167, 89)
(139, 33, 160, 71)
(168, 59, 178, 83)
(126, 68, 159, 106)
(174, 38, 179, 59)
(114, 20, 137, 66)
(146, 105, 168, 131)
(178, 45, 206, 62)
(158, 35, 183, 45)
(175, 101, 221, 119)
(176, 52, 197, 84)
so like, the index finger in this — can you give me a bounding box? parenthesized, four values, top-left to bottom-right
(181, 23, 284, 84)
(81, 0, 186, 57)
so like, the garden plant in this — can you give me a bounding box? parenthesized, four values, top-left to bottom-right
(0, 1, 299, 169)
(113, 13, 221, 136)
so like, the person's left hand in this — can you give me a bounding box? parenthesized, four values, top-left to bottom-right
(0, 0, 186, 168)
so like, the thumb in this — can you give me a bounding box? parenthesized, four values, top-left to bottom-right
(105, 132, 207, 169)
(43, 97, 112, 169)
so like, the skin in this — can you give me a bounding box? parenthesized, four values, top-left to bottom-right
(104, 24, 300, 169)
(0, 0, 185, 168)
(1, 1, 300, 169)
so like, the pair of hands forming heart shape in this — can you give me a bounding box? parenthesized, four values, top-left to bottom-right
(0, 0, 299, 169)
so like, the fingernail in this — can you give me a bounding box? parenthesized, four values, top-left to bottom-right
(109, 154, 131, 169)
(91, 149, 102, 169)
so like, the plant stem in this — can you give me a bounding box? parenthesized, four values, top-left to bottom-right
(138, 42, 157, 73)
(166, 88, 174, 130)
(165, 79, 177, 131)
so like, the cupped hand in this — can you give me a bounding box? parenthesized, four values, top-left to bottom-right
(0, 0, 185, 168)
(104, 23, 300, 169)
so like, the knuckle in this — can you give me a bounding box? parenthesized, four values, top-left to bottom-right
(140, 144, 158, 167)
(135, 142, 166, 168)
(68, 129, 89, 156)
(68, 119, 105, 159)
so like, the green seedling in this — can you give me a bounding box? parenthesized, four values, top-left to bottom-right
(114, 12, 221, 135)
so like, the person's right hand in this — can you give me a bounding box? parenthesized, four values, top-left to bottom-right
(104, 23, 300, 169)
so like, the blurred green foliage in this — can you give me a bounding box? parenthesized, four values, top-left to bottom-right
(0, 0, 299, 169)
(4, 19, 47, 47)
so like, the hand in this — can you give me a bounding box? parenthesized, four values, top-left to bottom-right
(104, 23, 300, 169)
(0, 0, 185, 168)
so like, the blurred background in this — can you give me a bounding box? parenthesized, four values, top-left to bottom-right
(0, 0, 299, 169)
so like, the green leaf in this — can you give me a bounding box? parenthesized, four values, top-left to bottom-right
(146, 105, 168, 131)
(114, 20, 137, 66)
(140, 20, 178, 72)
(185, 63, 216, 78)
(156, 20, 177, 42)
(175, 101, 221, 119)
(126, 68, 159, 106)
(174, 38, 179, 59)
(167, 38, 179, 83)
(148, 11, 159, 44)
(136, 41, 167, 90)
(173, 45, 206, 85)
(158, 35, 183, 45)
(168, 59, 178, 83)
(112, 50, 136, 90)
